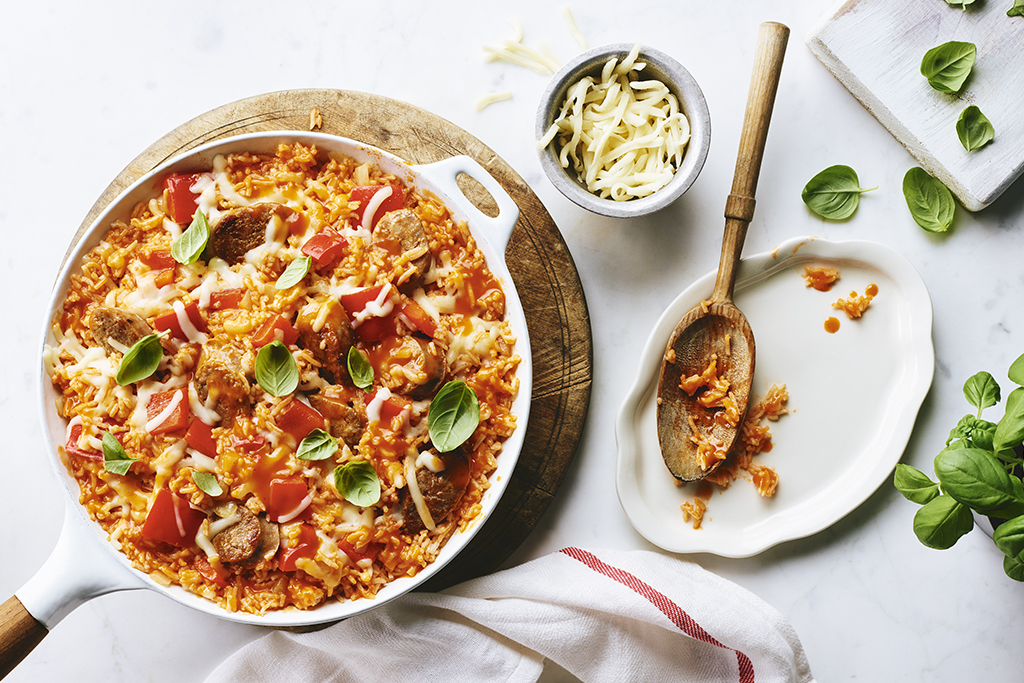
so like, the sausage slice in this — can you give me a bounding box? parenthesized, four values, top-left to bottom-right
(194, 339, 251, 419)
(386, 336, 447, 399)
(403, 448, 470, 533)
(373, 209, 432, 290)
(207, 203, 286, 264)
(296, 295, 355, 384)
(89, 307, 153, 354)
(212, 506, 262, 563)
(308, 386, 367, 449)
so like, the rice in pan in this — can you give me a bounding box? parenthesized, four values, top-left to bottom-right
(44, 142, 521, 614)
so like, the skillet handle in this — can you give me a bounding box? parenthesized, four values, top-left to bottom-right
(1, 504, 146, 676)
(0, 597, 46, 679)
(414, 155, 520, 252)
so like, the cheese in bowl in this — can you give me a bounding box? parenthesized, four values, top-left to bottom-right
(42, 141, 522, 614)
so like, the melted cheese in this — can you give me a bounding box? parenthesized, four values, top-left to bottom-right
(404, 450, 436, 532)
(361, 185, 393, 232)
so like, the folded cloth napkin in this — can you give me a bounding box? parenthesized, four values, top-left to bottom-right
(205, 547, 815, 683)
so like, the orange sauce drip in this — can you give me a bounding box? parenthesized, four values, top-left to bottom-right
(824, 316, 840, 334)
(865, 283, 879, 296)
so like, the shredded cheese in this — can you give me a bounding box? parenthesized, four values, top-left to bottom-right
(404, 451, 436, 532)
(539, 43, 690, 201)
(475, 91, 514, 111)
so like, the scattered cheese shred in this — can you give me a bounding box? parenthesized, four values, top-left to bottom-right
(562, 7, 588, 51)
(482, 19, 561, 74)
(538, 43, 690, 201)
(475, 91, 514, 112)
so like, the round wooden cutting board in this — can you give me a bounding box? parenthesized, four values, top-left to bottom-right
(70, 89, 593, 592)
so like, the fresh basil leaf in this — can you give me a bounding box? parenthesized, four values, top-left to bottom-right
(912, 494, 974, 549)
(193, 471, 223, 496)
(1008, 352, 1024, 386)
(993, 515, 1024, 563)
(935, 447, 1017, 514)
(276, 256, 311, 289)
(1004, 555, 1024, 581)
(972, 420, 998, 452)
(920, 41, 977, 93)
(102, 431, 138, 476)
(255, 341, 299, 396)
(902, 167, 955, 233)
(943, 0, 976, 8)
(347, 347, 374, 390)
(964, 371, 1000, 415)
(894, 463, 941, 505)
(171, 210, 211, 265)
(428, 380, 481, 452)
(333, 460, 381, 507)
(115, 332, 165, 386)
(297, 428, 338, 461)
(1009, 0, 1024, 17)
(956, 105, 994, 151)
(994, 387, 1024, 453)
(800, 165, 877, 220)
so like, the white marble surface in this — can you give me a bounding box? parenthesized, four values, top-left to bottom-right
(2, 1, 1023, 681)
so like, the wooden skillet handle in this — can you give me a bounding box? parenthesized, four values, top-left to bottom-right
(0, 595, 48, 678)
(711, 21, 790, 304)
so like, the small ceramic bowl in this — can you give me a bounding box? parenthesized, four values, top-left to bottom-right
(536, 43, 711, 219)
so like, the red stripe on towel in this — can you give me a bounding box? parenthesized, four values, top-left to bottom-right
(560, 547, 755, 683)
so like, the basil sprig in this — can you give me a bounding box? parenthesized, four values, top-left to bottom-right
(276, 256, 311, 289)
(894, 350, 1024, 579)
(193, 471, 224, 496)
(800, 165, 876, 220)
(297, 428, 339, 461)
(255, 341, 299, 396)
(1010, 0, 1024, 16)
(347, 347, 374, 390)
(427, 380, 480, 452)
(171, 210, 211, 265)
(956, 105, 994, 151)
(942, 0, 976, 7)
(920, 41, 976, 93)
(333, 460, 381, 507)
(102, 431, 138, 475)
(902, 167, 955, 233)
(115, 332, 165, 386)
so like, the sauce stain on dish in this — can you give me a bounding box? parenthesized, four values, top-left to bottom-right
(824, 316, 841, 333)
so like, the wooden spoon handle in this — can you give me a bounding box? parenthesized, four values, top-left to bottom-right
(0, 596, 48, 678)
(711, 21, 790, 304)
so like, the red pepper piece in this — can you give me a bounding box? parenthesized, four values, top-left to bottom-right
(141, 488, 205, 548)
(209, 288, 244, 310)
(154, 301, 208, 341)
(277, 522, 319, 571)
(301, 229, 348, 271)
(164, 173, 203, 224)
(147, 388, 190, 435)
(349, 184, 404, 230)
(276, 400, 325, 441)
(267, 478, 312, 523)
(251, 314, 299, 349)
(184, 418, 218, 458)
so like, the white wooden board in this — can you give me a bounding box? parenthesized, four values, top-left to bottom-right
(807, 0, 1024, 211)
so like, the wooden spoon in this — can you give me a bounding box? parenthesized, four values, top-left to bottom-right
(656, 21, 790, 482)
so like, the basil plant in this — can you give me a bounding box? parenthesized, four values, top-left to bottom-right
(895, 351, 1024, 581)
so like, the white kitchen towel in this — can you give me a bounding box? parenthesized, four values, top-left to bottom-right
(205, 547, 815, 683)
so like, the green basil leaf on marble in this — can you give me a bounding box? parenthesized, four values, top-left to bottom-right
(964, 371, 1000, 415)
(800, 165, 877, 220)
(894, 464, 941, 505)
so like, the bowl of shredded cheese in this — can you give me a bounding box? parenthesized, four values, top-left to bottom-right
(536, 43, 710, 218)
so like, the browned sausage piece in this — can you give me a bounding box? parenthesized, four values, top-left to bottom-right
(194, 339, 251, 420)
(403, 448, 470, 533)
(386, 336, 448, 399)
(213, 506, 262, 563)
(89, 307, 153, 354)
(246, 516, 280, 565)
(309, 386, 367, 449)
(207, 203, 287, 264)
(296, 295, 355, 385)
(373, 209, 432, 290)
